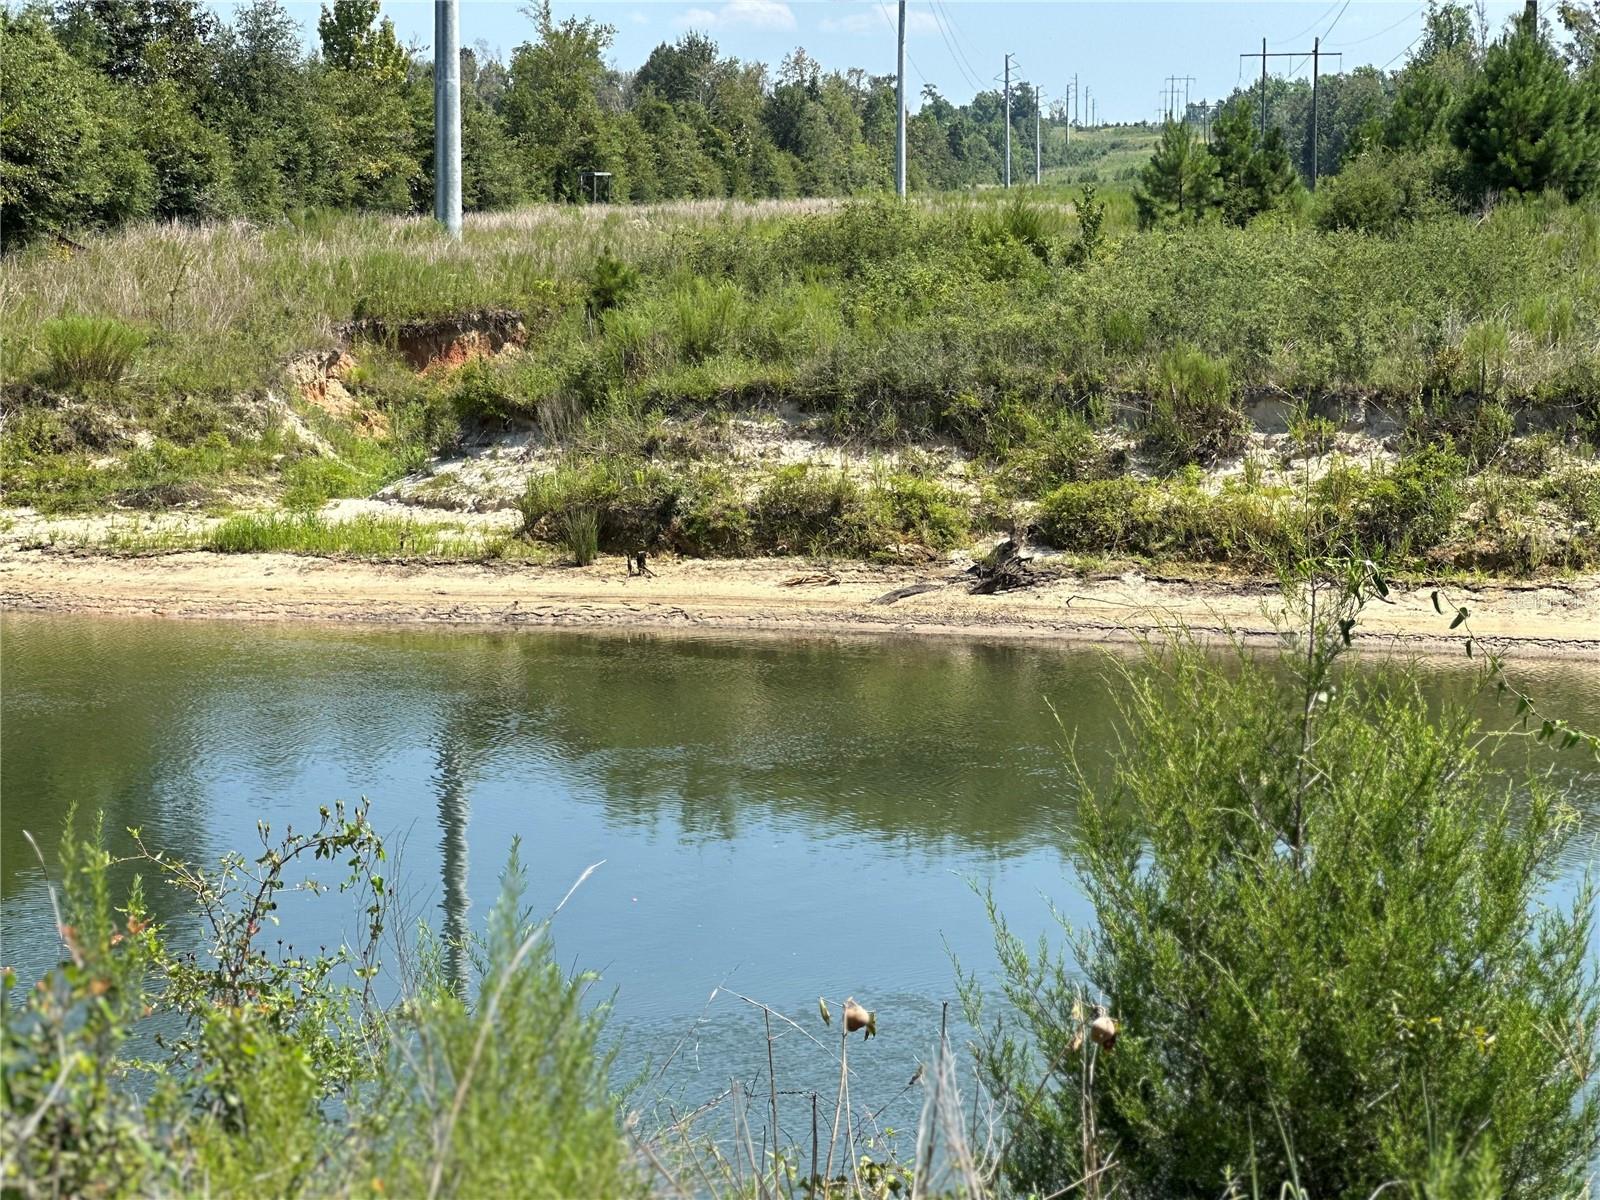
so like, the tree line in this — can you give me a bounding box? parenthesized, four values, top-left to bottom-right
(4, 0, 1596, 249)
(2, 0, 1061, 246)
(1136, 0, 1600, 229)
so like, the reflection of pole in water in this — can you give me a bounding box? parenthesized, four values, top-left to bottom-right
(435, 742, 470, 997)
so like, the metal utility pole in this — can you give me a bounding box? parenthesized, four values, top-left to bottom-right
(1084, 86, 1092, 130)
(895, 0, 907, 198)
(1259, 37, 1266, 137)
(433, 0, 461, 238)
(1035, 87, 1042, 184)
(1003, 52, 1013, 187)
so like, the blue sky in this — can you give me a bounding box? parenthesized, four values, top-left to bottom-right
(254, 1, 1532, 122)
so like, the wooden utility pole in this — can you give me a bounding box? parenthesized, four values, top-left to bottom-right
(1308, 38, 1340, 189)
(895, 0, 907, 197)
(1241, 37, 1338, 173)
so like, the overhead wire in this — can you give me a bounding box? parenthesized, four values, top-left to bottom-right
(1325, 4, 1424, 49)
(874, 0, 929, 88)
(1277, 0, 1344, 44)
(928, 0, 985, 93)
(1382, 30, 1426, 71)
(1287, 0, 1351, 79)
(934, 0, 989, 92)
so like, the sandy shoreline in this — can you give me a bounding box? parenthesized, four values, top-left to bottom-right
(5, 547, 1600, 658)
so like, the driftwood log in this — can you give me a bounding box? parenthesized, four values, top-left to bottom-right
(967, 539, 1046, 595)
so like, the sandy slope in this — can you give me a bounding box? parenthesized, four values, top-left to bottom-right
(4, 548, 1599, 658)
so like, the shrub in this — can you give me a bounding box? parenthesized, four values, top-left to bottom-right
(39, 316, 146, 388)
(670, 278, 740, 364)
(361, 846, 641, 1198)
(2, 810, 640, 1197)
(979, 195, 1065, 261)
(970, 571, 1600, 1199)
(874, 473, 970, 548)
(1036, 477, 1292, 568)
(1316, 444, 1466, 555)
(1288, 406, 1338, 457)
(1459, 401, 1515, 469)
(753, 464, 876, 556)
(559, 507, 600, 565)
(1035, 477, 1145, 552)
(1145, 345, 1243, 466)
(1315, 149, 1446, 234)
(587, 249, 638, 319)
(1461, 320, 1511, 397)
(674, 467, 753, 556)
(995, 409, 1114, 497)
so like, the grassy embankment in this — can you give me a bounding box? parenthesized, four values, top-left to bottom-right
(3, 192, 1598, 575)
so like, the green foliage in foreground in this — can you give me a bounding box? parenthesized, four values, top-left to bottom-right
(1, 810, 639, 1199)
(968, 565, 1600, 1199)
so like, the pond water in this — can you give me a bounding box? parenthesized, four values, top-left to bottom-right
(3, 613, 1597, 1146)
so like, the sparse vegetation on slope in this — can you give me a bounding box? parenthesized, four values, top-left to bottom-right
(4, 192, 1598, 574)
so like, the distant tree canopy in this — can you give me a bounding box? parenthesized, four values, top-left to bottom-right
(1, 0, 1596, 246)
(1137, 0, 1600, 229)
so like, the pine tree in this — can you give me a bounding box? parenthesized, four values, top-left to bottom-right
(1134, 120, 1216, 228)
(1452, 20, 1598, 199)
(1207, 101, 1300, 225)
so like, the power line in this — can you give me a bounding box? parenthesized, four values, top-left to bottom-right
(1381, 30, 1425, 71)
(1277, 0, 1344, 44)
(928, 0, 985, 93)
(1289, 0, 1352, 78)
(1326, 5, 1424, 49)
(929, 0, 984, 93)
(932, 0, 987, 93)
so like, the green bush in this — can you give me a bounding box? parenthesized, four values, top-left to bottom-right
(874, 473, 970, 549)
(1145, 345, 1243, 466)
(994, 409, 1114, 497)
(1036, 477, 1292, 568)
(559, 507, 600, 565)
(674, 467, 754, 556)
(971, 575, 1599, 1198)
(518, 461, 676, 552)
(39, 316, 146, 388)
(753, 464, 876, 556)
(1315, 444, 1466, 555)
(1, 809, 640, 1197)
(1035, 477, 1146, 553)
(1315, 149, 1446, 234)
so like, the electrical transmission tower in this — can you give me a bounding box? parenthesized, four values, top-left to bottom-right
(1166, 74, 1196, 122)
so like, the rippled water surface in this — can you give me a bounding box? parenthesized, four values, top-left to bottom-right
(4, 613, 1597, 1132)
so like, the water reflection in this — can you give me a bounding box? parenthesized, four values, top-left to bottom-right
(434, 741, 471, 997)
(3, 614, 1597, 1114)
